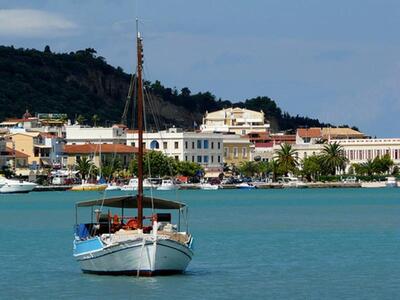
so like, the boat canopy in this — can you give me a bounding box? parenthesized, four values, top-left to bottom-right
(76, 195, 186, 209)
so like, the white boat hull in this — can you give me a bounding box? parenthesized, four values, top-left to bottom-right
(0, 181, 37, 193)
(74, 236, 193, 276)
(157, 185, 180, 191)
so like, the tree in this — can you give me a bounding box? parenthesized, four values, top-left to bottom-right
(129, 151, 177, 177)
(377, 154, 394, 174)
(301, 155, 322, 182)
(44, 45, 51, 54)
(181, 87, 191, 98)
(92, 114, 100, 127)
(76, 114, 86, 125)
(238, 161, 259, 177)
(101, 157, 122, 180)
(268, 159, 281, 182)
(320, 142, 348, 175)
(75, 156, 96, 180)
(257, 161, 270, 179)
(355, 160, 374, 176)
(176, 161, 203, 177)
(274, 143, 298, 176)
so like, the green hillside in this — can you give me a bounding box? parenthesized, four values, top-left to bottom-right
(0, 45, 351, 131)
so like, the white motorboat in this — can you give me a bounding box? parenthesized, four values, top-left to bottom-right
(157, 179, 180, 191)
(0, 178, 37, 193)
(235, 182, 256, 189)
(200, 183, 219, 190)
(105, 184, 121, 191)
(280, 176, 306, 188)
(386, 176, 397, 188)
(361, 181, 386, 188)
(121, 178, 160, 191)
(73, 25, 193, 276)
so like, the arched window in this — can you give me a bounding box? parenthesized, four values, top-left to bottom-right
(150, 140, 159, 149)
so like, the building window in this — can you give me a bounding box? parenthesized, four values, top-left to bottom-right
(218, 156, 221, 163)
(192, 156, 195, 162)
(197, 140, 202, 149)
(211, 156, 214, 163)
(150, 140, 159, 149)
(192, 141, 195, 149)
(224, 147, 228, 158)
(218, 142, 221, 149)
(175, 156, 179, 160)
(197, 156, 202, 163)
(204, 156, 209, 163)
(174, 141, 179, 149)
(131, 142, 135, 147)
(185, 141, 188, 149)
(233, 147, 238, 158)
(211, 142, 214, 149)
(242, 147, 247, 158)
(204, 140, 209, 149)
(185, 156, 188, 161)
(163, 142, 168, 149)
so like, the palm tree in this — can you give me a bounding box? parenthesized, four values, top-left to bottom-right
(320, 142, 348, 175)
(274, 143, 298, 176)
(359, 159, 374, 176)
(75, 156, 95, 180)
(238, 161, 259, 177)
(92, 114, 100, 127)
(76, 114, 86, 125)
(269, 159, 281, 182)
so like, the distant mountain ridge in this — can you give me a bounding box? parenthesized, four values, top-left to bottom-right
(0, 45, 356, 132)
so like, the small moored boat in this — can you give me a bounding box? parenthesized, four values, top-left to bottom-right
(73, 195, 193, 276)
(0, 177, 37, 193)
(235, 182, 256, 189)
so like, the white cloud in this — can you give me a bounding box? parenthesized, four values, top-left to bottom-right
(0, 9, 77, 37)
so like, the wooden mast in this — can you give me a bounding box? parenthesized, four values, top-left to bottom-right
(136, 19, 144, 229)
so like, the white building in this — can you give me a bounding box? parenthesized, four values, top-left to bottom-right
(200, 107, 269, 135)
(289, 138, 400, 169)
(66, 124, 127, 145)
(127, 127, 224, 173)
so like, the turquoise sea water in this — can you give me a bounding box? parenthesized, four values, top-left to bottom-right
(0, 188, 399, 299)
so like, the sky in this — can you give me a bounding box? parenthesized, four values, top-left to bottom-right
(0, 0, 399, 137)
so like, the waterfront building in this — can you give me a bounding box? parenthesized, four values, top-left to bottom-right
(63, 144, 138, 169)
(296, 127, 365, 144)
(200, 107, 270, 134)
(65, 124, 127, 145)
(223, 134, 253, 166)
(0, 137, 29, 173)
(126, 127, 224, 174)
(7, 132, 51, 168)
(334, 138, 400, 166)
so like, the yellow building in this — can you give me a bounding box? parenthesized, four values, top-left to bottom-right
(7, 132, 51, 167)
(223, 134, 252, 166)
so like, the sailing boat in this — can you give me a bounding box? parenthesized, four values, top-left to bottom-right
(72, 22, 194, 276)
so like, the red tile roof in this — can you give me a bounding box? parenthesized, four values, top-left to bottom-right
(5, 147, 29, 158)
(297, 128, 321, 138)
(64, 144, 139, 154)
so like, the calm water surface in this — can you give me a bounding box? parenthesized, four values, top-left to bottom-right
(0, 188, 399, 299)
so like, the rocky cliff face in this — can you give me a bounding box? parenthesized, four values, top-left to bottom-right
(0, 46, 338, 131)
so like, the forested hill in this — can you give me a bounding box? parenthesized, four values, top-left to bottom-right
(0, 46, 351, 131)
